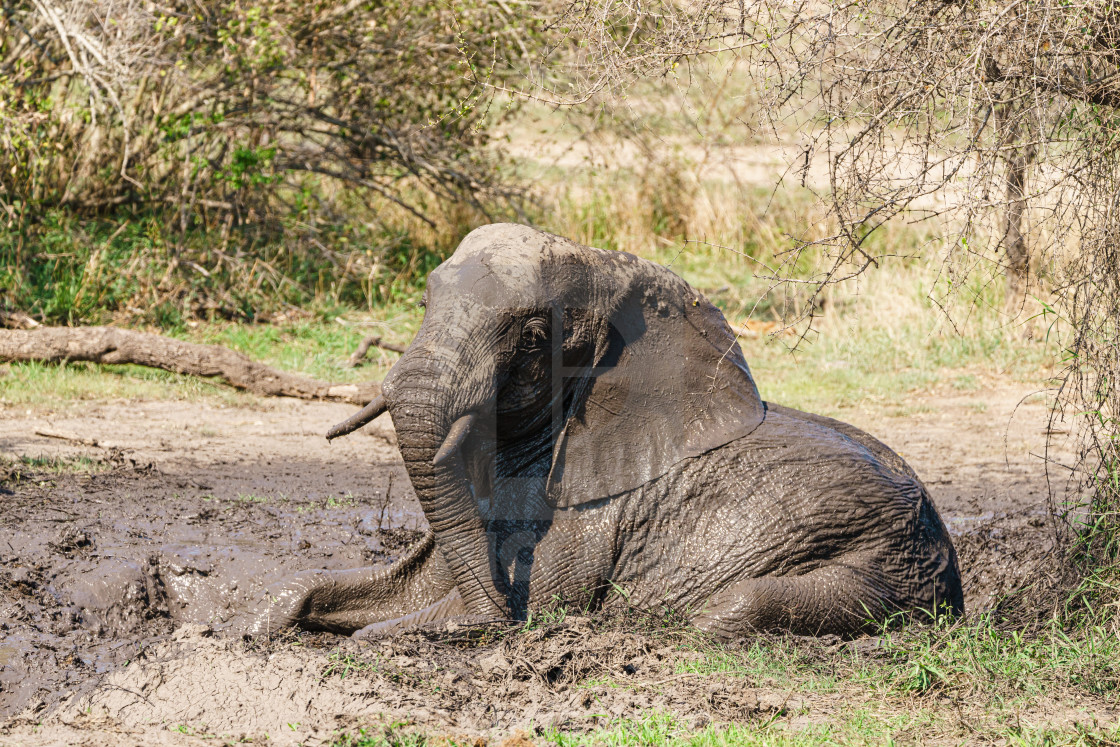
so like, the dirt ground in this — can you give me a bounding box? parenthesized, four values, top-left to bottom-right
(0, 383, 1080, 745)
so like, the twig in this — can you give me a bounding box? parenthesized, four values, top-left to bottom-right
(0, 310, 41, 329)
(344, 335, 408, 368)
(34, 429, 101, 447)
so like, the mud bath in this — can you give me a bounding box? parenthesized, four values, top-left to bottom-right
(0, 386, 1076, 744)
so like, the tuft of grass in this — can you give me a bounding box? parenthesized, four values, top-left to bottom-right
(524, 604, 572, 631)
(322, 649, 381, 680)
(7, 454, 109, 473)
(331, 721, 428, 747)
(953, 373, 981, 391)
(235, 493, 270, 504)
(325, 494, 359, 509)
(1053, 459, 1120, 632)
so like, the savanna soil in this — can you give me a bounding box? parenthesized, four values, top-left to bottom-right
(0, 383, 1080, 745)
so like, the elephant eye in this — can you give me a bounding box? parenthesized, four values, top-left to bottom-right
(522, 317, 549, 348)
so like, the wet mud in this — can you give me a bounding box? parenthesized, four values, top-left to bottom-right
(0, 387, 1078, 743)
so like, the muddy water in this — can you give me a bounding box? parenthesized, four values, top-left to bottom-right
(0, 389, 1074, 724)
(0, 454, 423, 717)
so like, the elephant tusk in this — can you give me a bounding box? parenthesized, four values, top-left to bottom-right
(432, 411, 476, 467)
(326, 395, 387, 441)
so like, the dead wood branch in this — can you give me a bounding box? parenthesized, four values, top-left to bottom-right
(344, 335, 408, 368)
(34, 429, 112, 449)
(1, 310, 41, 330)
(0, 327, 380, 405)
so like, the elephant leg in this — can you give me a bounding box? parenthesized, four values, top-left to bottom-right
(692, 561, 910, 638)
(245, 531, 457, 636)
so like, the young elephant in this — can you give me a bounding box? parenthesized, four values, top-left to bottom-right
(249, 223, 963, 638)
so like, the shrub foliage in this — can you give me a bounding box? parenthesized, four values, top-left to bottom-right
(0, 0, 536, 321)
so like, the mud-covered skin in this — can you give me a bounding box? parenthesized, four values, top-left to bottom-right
(407, 405, 960, 636)
(252, 223, 963, 637)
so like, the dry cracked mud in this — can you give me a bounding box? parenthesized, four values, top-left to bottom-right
(0, 383, 1083, 745)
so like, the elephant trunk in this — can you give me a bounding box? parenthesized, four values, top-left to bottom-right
(383, 351, 509, 619)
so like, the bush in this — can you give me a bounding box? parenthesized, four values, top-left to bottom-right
(0, 0, 540, 322)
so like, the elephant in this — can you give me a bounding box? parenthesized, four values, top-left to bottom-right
(248, 223, 963, 639)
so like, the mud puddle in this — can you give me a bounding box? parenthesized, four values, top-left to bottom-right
(0, 459, 423, 719)
(0, 387, 1081, 744)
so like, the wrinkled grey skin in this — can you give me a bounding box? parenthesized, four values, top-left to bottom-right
(249, 223, 963, 638)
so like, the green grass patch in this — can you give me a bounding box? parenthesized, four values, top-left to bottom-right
(675, 614, 1120, 702)
(235, 493, 271, 504)
(331, 726, 427, 747)
(177, 313, 418, 382)
(0, 359, 251, 406)
(322, 650, 382, 681)
(542, 709, 925, 747)
(0, 207, 453, 327)
(537, 707, 1120, 746)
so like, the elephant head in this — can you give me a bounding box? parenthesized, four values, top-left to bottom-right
(364, 223, 767, 618)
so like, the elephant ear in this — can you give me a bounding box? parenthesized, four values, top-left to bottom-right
(545, 252, 766, 507)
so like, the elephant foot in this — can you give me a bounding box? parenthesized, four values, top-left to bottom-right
(692, 563, 907, 638)
(351, 589, 469, 638)
(244, 568, 382, 637)
(242, 533, 461, 637)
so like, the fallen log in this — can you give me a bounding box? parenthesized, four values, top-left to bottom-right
(0, 326, 380, 405)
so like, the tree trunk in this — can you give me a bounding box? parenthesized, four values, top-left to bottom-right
(1002, 147, 1035, 314)
(0, 326, 380, 405)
